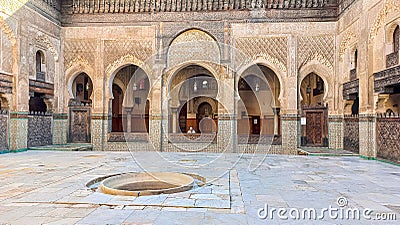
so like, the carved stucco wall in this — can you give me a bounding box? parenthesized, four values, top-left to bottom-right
(298, 35, 335, 72)
(234, 36, 288, 73)
(167, 29, 221, 68)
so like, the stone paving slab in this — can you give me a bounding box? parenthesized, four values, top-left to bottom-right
(0, 151, 399, 224)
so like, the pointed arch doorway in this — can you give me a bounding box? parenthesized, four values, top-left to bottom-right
(300, 73, 328, 147)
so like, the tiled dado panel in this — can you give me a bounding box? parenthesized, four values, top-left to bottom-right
(328, 115, 343, 150)
(27, 115, 52, 147)
(53, 119, 68, 145)
(237, 144, 283, 154)
(359, 114, 376, 158)
(217, 119, 234, 153)
(343, 115, 359, 153)
(0, 114, 8, 150)
(9, 113, 28, 151)
(281, 114, 299, 155)
(149, 117, 162, 151)
(106, 142, 153, 152)
(376, 114, 400, 164)
(91, 118, 105, 151)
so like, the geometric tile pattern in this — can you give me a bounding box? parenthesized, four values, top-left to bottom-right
(343, 115, 359, 153)
(0, 115, 7, 150)
(376, 114, 400, 163)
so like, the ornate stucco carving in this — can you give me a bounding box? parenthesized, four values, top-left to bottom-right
(104, 39, 153, 69)
(35, 34, 59, 61)
(105, 54, 150, 78)
(66, 55, 91, 71)
(253, 53, 287, 73)
(298, 35, 334, 72)
(235, 36, 288, 72)
(64, 39, 97, 71)
(369, 0, 400, 45)
(168, 29, 220, 68)
(339, 31, 357, 61)
(0, 15, 16, 46)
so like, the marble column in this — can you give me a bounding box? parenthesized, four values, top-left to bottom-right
(171, 107, 178, 133)
(273, 107, 280, 136)
(125, 107, 133, 133)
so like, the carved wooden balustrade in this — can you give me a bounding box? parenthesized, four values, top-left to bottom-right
(386, 52, 399, 68)
(0, 73, 13, 94)
(69, 0, 337, 14)
(342, 78, 359, 100)
(374, 65, 400, 94)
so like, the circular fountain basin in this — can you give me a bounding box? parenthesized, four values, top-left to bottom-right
(99, 172, 194, 196)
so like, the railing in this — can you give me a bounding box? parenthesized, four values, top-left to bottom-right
(342, 78, 359, 100)
(36, 71, 46, 82)
(70, 0, 334, 14)
(386, 52, 399, 68)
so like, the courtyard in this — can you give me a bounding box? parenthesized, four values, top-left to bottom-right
(0, 150, 399, 224)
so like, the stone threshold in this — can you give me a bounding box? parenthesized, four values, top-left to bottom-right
(298, 147, 358, 156)
(29, 144, 93, 151)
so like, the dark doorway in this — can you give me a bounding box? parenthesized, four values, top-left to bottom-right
(251, 116, 261, 134)
(179, 102, 187, 133)
(112, 84, 123, 132)
(197, 102, 215, 133)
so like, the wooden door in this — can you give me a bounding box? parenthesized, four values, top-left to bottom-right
(69, 108, 90, 143)
(305, 111, 324, 146)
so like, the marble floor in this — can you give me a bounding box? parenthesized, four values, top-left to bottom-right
(0, 150, 399, 224)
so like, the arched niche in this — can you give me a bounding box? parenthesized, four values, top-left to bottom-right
(71, 73, 93, 104)
(237, 64, 281, 143)
(167, 29, 221, 68)
(110, 65, 150, 133)
(169, 65, 219, 134)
